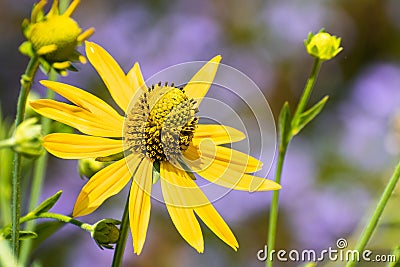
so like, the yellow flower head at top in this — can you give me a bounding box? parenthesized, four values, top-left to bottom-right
(20, 0, 95, 76)
(305, 29, 343, 61)
(30, 42, 281, 254)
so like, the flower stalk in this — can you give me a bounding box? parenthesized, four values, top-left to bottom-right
(345, 161, 400, 267)
(265, 28, 345, 266)
(266, 57, 322, 267)
(19, 69, 57, 266)
(12, 56, 40, 257)
(112, 194, 130, 267)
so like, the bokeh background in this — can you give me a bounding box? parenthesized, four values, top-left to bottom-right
(1, 0, 400, 266)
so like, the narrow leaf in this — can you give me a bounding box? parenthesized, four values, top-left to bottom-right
(292, 96, 329, 136)
(3, 229, 38, 240)
(32, 190, 62, 215)
(18, 231, 38, 240)
(152, 161, 161, 184)
(96, 151, 125, 162)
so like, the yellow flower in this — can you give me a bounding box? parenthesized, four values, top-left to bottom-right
(304, 30, 343, 61)
(30, 42, 281, 254)
(19, 0, 94, 76)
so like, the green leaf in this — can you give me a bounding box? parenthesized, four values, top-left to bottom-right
(32, 191, 62, 215)
(152, 161, 161, 184)
(278, 102, 292, 150)
(95, 151, 125, 162)
(291, 96, 329, 136)
(18, 41, 34, 57)
(18, 231, 38, 240)
(2, 229, 38, 240)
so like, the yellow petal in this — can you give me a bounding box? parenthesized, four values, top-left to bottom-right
(30, 99, 122, 137)
(127, 62, 146, 93)
(43, 133, 123, 159)
(184, 141, 263, 173)
(129, 157, 153, 255)
(183, 144, 281, 192)
(194, 204, 238, 251)
(165, 205, 204, 253)
(193, 124, 245, 145)
(161, 162, 237, 251)
(160, 162, 206, 252)
(85, 41, 134, 112)
(160, 161, 210, 207)
(63, 0, 79, 17)
(73, 153, 143, 217)
(184, 55, 221, 108)
(40, 80, 124, 127)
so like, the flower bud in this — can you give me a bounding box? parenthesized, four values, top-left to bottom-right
(13, 117, 43, 157)
(19, 0, 95, 75)
(78, 158, 109, 179)
(304, 30, 343, 61)
(91, 219, 121, 250)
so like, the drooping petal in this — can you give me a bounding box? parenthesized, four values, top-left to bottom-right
(160, 161, 204, 252)
(127, 62, 146, 93)
(129, 157, 153, 255)
(165, 205, 204, 253)
(73, 153, 143, 217)
(40, 80, 124, 125)
(193, 124, 245, 145)
(184, 55, 221, 108)
(194, 204, 238, 251)
(30, 99, 122, 137)
(160, 161, 209, 207)
(161, 162, 238, 251)
(183, 144, 281, 192)
(43, 133, 123, 159)
(85, 41, 134, 112)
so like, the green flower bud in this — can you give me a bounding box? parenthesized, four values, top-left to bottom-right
(304, 30, 343, 61)
(19, 0, 95, 76)
(78, 158, 109, 179)
(13, 117, 43, 157)
(91, 219, 121, 250)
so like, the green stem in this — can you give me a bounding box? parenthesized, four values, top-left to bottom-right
(20, 212, 93, 232)
(112, 195, 130, 267)
(20, 70, 57, 266)
(0, 138, 15, 149)
(266, 58, 323, 267)
(345, 161, 400, 267)
(292, 58, 322, 123)
(266, 146, 287, 267)
(12, 56, 39, 258)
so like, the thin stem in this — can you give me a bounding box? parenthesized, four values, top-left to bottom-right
(20, 212, 93, 232)
(345, 161, 400, 267)
(266, 147, 287, 267)
(20, 70, 57, 266)
(12, 56, 39, 258)
(266, 58, 323, 267)
(292, 58, 322, 123)
(112, 195, 130, 267)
